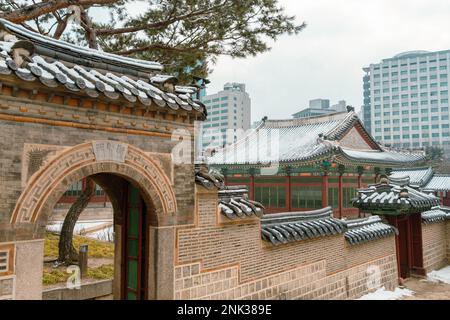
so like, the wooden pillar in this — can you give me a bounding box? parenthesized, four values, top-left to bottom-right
(221, 168, 228, 186)
(249, 168, 256, 201)
(322, 170, 329, 208)
(286, 166, 292, 212)
(338, 165, 345, 219)
(374, 167, 381, 183)
(357, 166, 364, 217)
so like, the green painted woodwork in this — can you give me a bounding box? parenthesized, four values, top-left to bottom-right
(255, 177, 287, 184)
(343, 187, 357, 208)
(255, 186, 286, 208)
(123, 183, 146, 300)
(128, 260, 138, 290)
(291, 177, 321, 184)
(328, 188, 339, 209)
(128, 239, 138, 258)
(291, 186, 322, 209)
(128, 208, 139, 237)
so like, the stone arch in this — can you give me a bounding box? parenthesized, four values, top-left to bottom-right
(11, 140, 177, 226)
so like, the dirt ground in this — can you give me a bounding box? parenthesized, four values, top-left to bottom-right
(402, 277, 450, 300)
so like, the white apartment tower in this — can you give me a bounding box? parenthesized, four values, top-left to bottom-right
(362, 50, 450, 156)
(200, 83, 251, 150)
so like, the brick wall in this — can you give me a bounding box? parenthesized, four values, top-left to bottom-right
(174, 187, 398, 300)
(422, 222, 447, 273)
(0, 97, 197, 240)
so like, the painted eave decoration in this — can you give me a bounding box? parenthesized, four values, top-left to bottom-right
(261, 207, 347, 245)
(0, 18, 206, 119)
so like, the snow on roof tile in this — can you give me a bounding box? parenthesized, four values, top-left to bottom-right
(353, 180, 440, 213)
(260, 207, 346, 245)
(423, 175, 450, 192)
(344, 216, 397, 245)
(207, 112, 426, 167)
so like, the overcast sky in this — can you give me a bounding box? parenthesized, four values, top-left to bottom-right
(198, 0, 450, 122)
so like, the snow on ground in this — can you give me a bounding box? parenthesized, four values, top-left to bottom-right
(357, 286, 415, 300)
(427, 266, 450, 284)
(46, 220, 114, 242)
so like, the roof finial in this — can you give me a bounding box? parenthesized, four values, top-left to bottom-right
(346, 105, 355, 112)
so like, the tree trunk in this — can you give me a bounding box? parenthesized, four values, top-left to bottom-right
(58, 178, 96, 265)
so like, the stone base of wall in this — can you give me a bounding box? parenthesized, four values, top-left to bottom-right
(174, 254, 398, 300)
(43, 280, 113, 300)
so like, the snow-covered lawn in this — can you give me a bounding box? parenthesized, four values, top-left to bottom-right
(357, 286, 415, 300)
(427, 266, 450, 284)
(46, 220, 114, 242)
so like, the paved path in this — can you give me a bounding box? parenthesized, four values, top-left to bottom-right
(402, 277, 450, 300)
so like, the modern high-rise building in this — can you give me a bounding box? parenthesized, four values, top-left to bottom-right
(292, 99, 347, 119)
(200, 83, 251, 151)
(362, 50, 450, 156)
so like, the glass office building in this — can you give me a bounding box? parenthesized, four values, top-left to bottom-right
(362, 50, 450, 157)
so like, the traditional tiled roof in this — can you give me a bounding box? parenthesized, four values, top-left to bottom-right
(0, 19, 206, 118)
(390, 167, 434, 188)
(218, 186, 264, 220)
(352, 179, 440, 213)
(260, 207, 347, 245)
(421, 208, 448, 224)
(423, 174, 450, 192)
(344, 216, 397, 245)
(195, 164, 225, 190)
(207, 112, 425, 167)
(195, 164, 264, 219)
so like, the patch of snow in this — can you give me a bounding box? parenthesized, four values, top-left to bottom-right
(427, 266, 450, 284)
(357, 286, 415, 300)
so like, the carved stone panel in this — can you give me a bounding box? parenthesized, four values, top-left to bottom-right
(92, 141, 128, 163)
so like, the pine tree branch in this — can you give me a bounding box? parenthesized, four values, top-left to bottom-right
(0, 0, 120, 23)
(79, 7, 98, 49)
(96, 2, 229, 36)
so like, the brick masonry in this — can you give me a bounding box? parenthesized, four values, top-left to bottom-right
(0, 97, 197, 242)
(422, 222, 448, 273)
(174, 187, 399, 300)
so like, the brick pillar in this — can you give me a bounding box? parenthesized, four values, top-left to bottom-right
(322, 171, 329, 208)
(338, 165, 345, 219)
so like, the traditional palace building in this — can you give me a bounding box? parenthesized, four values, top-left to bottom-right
(207, 111, 426, 217)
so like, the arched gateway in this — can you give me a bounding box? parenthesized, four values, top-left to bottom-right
(0, 19, 205, 300)
(9, 141, 177, 300)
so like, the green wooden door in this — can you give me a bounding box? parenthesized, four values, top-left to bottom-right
(122, 183, 147, 300)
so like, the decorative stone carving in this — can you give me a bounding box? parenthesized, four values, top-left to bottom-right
(21, 144, 66, 188)
(11, 141, 177, 223)
(92, 141, 128, 163)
